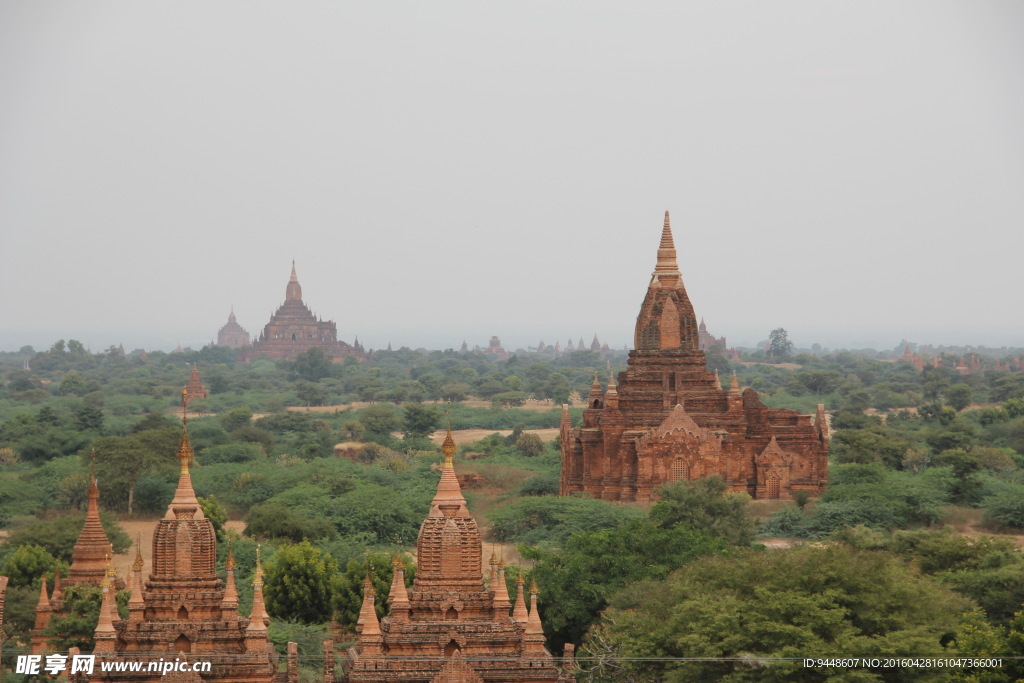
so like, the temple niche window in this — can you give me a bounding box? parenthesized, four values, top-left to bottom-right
(766, 473, 780, 499)
(670, 458, 689, 481)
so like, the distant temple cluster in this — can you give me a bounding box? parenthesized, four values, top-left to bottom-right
(898, 346, 1024, 375)
(560, 212, 829, 502)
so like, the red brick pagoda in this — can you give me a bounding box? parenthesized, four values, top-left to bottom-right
(347, 427, 564, 682)
(246, 262, 363, 361)
(92, 401, 278, 681)
(560, 211, 829, 502)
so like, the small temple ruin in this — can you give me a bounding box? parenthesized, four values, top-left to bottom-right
(560, 211, 829, 501)
(347, 426, 566, 682)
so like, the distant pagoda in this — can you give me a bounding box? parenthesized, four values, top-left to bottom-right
(245, 262, 364, 362)
(216, 307, 250, 348)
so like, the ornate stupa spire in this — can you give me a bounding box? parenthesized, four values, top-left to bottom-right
(524, 577, 547, 654)
(714, 369, 721, 390)
(492, 559, 512, 618)
(429, 411, 468, 517)
(105, 553, 120, 622)
(221, 540, 239, 617)
(51, 569, 63, 605)
(166, 391, 204, 521)
(729, 370, 741, 396)
(247, 545, 269, 634)
(654, 210, 681, 278)
(488, 549, 498, 589)
(357, 572, 381, 636)
(512, 573, 528, 625)
(387, 554, 410, 620)
(128, 536, 145, 620)
(605, 364, 619, 409)
(285, 260, 302, 301)
(93, 575, 117, 653)
(635, 211, 698, 351)
(68, 449, 114, 587)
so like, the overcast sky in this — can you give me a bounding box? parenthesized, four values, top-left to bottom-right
(2, 1, 1022, 354)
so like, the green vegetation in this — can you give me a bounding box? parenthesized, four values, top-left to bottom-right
(583, 545, 979, 682)
(6, 339, 1024, 675)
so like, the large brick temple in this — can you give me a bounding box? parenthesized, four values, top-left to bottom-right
(347, 427, 566, 682)
(560, 211, 829, 502)
(246, 262, 364, 361)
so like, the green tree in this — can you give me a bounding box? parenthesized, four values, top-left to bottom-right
(585, 546, 976, 682)
(361, 405, 402, 439)
(529, 520, 726, 650)
(199, 494, 228, 541)
(220, 407, 254, 432)
(768, 327, 793, 360)
(1, 545, 66, 589)
(263, 541, 339, 624)
(649, 476, 756, 546)
(91, 430, 179, 514)
(946, 383, 974, 412)
(245, 503, 336, 543)
(793, 370, 844, 395)
(402, 404, 441, 439)
(292, 348, 334, 382)
(514, 433, 544, 458)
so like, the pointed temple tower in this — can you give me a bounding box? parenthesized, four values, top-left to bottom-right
(561, 212, 829, 501)
(217, 307, 251, 348)
(93, 395, 277, 682)
(69, 453, 116, 587)
(246, 262, 364, 361)
(33, 453, 121, 653)
(347, 425, 563, 682)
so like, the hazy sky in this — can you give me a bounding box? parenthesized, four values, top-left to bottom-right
(2, 2, 1022, 354)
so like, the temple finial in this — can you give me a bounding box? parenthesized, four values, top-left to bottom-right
(253, 544, 264, 589)
(441, 400, 456, 466)
(654, 210, 680, 276)
(132, 534, 144, 571)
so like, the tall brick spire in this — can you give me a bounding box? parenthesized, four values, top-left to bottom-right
(67, 451, 113, 587)
(634, 211, 699, 351)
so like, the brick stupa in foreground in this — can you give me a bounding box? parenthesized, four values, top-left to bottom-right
(92, 397, 278, 682)
(560, 212, 829, 501)
(347, 426, 564, 682)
